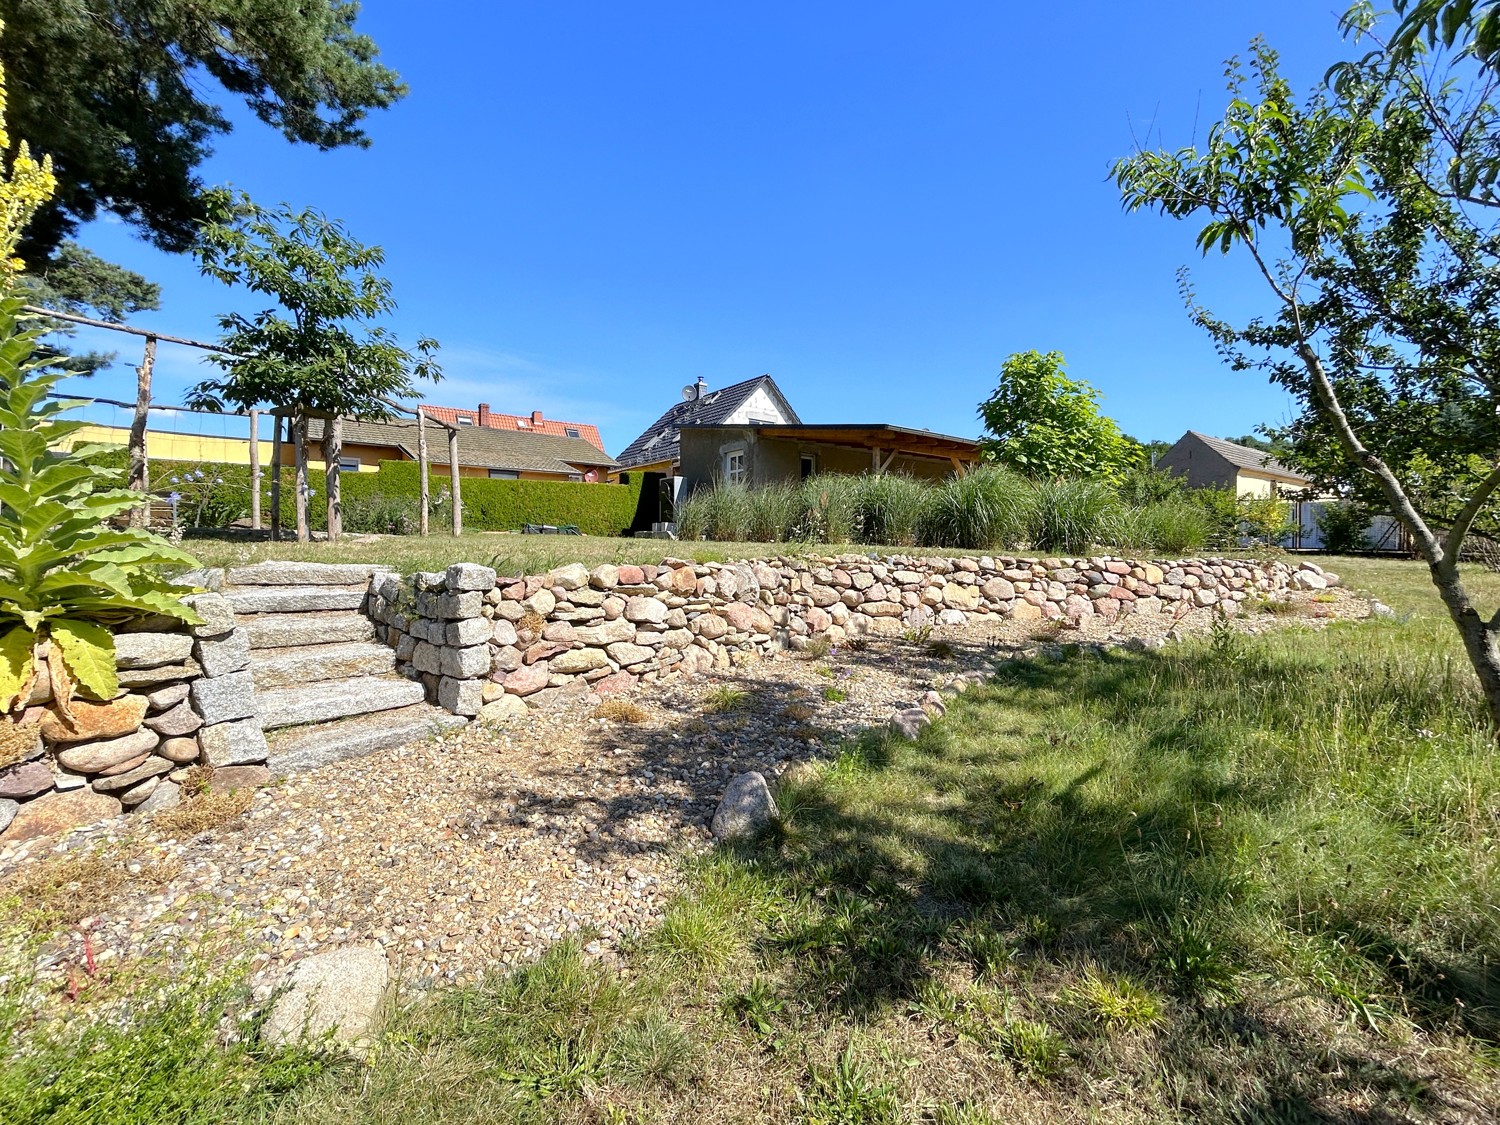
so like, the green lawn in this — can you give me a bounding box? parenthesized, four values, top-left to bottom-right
(5, 556, 1499, 1123)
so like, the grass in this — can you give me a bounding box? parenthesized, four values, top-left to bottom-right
(5, 555, 1500, 1122)
(702, 685, 751, 713)
(593, 699, 649, 723)
(149, 786, 253, 837)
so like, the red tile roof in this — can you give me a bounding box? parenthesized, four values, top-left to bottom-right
(420, 404, 606, 451)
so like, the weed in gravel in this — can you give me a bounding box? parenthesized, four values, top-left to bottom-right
(180, 764, 214, 796)
(798, 635, 834, 661)
(822, 685, 848, 703)
(151, 788, 252, 838)
(783, 701, 819, 722)
(702, 685, 751, 713)
(649, 898, 741, 975)
(9, 845, 181, 930)
(594, 699, 649, 723)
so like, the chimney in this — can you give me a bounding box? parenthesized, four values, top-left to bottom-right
(694, 376, 707, 400)
(478, 403, 491, 426)
(531, 410, 544, 424)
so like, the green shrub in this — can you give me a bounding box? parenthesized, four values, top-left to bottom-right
(1116, 466, 1185, 506)
(745, 478, 807, 542)
(1026, 478, 1119, 553)
(927, 465, 1032, 550)
(342, 490, 421, 535)
(853, 473, 929, 546)
(1316, 500, 1369, 554)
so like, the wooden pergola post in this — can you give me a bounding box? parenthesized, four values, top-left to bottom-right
(416, 406, 430, 537)
(448, 426, 463, 536)
(323, 414, 343, 541)
(269, 412, 283, 540)
(249, 407, 262, 531)
(292, 406, 309, 543)
(127, 334, 156, 526)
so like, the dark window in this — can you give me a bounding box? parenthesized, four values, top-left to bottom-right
(800, 454, 815, 479)
(565, 427, 581, 438)
(488, 469, 520, 480)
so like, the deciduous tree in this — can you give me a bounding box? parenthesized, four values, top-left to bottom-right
(978, 350, 1133, 481)
(187, 191, 440, 542)
(1113, 4, 1500, 727)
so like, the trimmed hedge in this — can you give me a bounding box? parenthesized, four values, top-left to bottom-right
(141, 457, 645, 536)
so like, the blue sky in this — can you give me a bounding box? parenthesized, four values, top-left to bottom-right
(60, 1, 1357, 455)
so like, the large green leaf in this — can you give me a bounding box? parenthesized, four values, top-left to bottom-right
(48, 617, 119, 701)
(0, 624, 36, 713)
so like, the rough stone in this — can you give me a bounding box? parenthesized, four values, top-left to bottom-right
(0, 759, 53, 799)
(589, 564, 620, 590)
(574, 619, 636, 646)
(438, 676, 483, 717)
(54, 728, 159, 772)
(146, 682, 191, 710)
(158, 736, 202, 763)
(445, 617, 493, 647)
(548, 563, 590, 591)
(262, 945, 390, 1049)
(439, 644, 492, 679)
(504, 662, 550, 697)
(210, 764, 272, 792)
(0, 788, 120, 843)
(0, 798, 18, 832)
(144, 700, 203, 737)
(710, 772, 778, 840)
(183, 592, 236, 637)
(136, 779, 181, 815)
(522, 589, 557, 617)
(479, 694, 530, 725)
(446, 563, 497, 593)
(625, 596, 668, 625)
(606, 642, 653, 667)
(551, 648, 609, 675)
(490, 619, 519, 647)
(190, 670, 256, 725)
(199, 719, 270, 767)
(91, 755, 174, 792)
(114, 631, 195, 670)
(40, 694, 149, 744)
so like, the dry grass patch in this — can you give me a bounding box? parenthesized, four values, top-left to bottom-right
(593, 699, 649, 724)
(150, 788, 253, 838)
(6, 844, 181, 929)
(782, 701, 818, 722)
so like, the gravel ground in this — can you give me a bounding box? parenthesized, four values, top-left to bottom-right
(1, 588, 1372, 996)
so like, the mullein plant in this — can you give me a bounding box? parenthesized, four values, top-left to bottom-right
(0, 20, 200, 722)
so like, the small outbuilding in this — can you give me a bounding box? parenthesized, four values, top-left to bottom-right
(1156, 431, 1311, 497)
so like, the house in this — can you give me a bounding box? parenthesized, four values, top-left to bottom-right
(301, 415, 618, 482)
(418, 402, 606, 453)
(1156, 431, 1311, 496)
(615, 375, 801, 475)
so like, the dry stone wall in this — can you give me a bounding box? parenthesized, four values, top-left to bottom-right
(368, 553, 1329, 721)
(0, 592, 268, 842)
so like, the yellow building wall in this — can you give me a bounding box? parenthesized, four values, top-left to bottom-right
(609, 459, 674, 483)
(1235, 471, 1307, 499)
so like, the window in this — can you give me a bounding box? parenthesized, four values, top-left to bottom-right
(800, 453, 816, 480)
(457, 416, 474, 426)
(724, 449, 746, 485)
(488, 469, 520, 480)
(338, 456, 361, 473)
(516, 419, 530, 428)
(567, 473, 583, 482)
(565, 427, 581, 438)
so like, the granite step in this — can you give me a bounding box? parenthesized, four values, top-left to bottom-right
(226, 561, 392, 586)
(223, 585, 368, 615)
(242, 611, 375, 650)
(256, 675, 426, 730)
(249, 641, 396, 690)
(267, 704, 467, 776)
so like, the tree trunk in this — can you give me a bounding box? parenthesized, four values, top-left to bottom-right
(248, 408, 261, 531)
(417, 407, 430, 537)
(323, 415, 343, 542)
(293, 406, 309, 544)
(127, 335, 156, 526)
(269, 412, 283, 541)
(449, 428, 463, 536)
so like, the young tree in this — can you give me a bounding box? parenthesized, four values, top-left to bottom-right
(2, 0, 405, 264)
(1113, 5, 1500, 726)
(187, 191, 441, 542)
(978, 350, 1134, 480)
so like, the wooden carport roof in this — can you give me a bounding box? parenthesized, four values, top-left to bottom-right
(724, 423, 984, 474)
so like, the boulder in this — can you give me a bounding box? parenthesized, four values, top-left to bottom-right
(889, 707, 931, 740)
(193, 630, 251, 677)
(182, 592, 235, 637)
(55, 728, 159, 773)
(445, 617, 493, 647)
(625, 596, 668, 625)
(437, 676, 483, 717)
(479, 694, 530, 725)
(0, 760, 54, 799)
(146, 682, 191, 711)
(504, 662, 551, 696)
(209, 764, 272, 792)
(593, 671, 636, 697)
(158, 736, 202, 764)
(144, 701, 203, 737)
(522, 589, 557, 617)
(190, 671, 256, 726)
(92, 755, 173, 792)
(199, 719, 269, 768)
(548, 563, 590, 591)
(0, 788, 121, 844)
(573, 618, 636, 646)
(589, 564, 620, 590)
(113, 631, 194, 669)
(491, 619, 519, 647)
(711, 772, 778, 840)
(606, 642, 653, 667)
(551, 648, 609, 675)
(136, 780, 181, 815)
(0, 798, 17, 833)
(694, 614, 729, 641)
(261, 945, 390, 1049)
(446, 562, 497, 593)
(40, 694, 149, 745)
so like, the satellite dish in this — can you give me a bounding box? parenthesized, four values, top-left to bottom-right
(681, 384, 698, 402)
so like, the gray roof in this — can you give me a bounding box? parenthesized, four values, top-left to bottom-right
(615, 375, 801, 469)
(1184, 431, 1309, 482)
(304, 415, 618, 475)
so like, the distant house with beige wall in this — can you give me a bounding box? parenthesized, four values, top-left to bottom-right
(1156, 431, 1312, 497)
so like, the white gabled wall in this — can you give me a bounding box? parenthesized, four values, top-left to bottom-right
(725, 386, 790, 425)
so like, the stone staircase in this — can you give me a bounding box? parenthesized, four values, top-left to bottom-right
(220, 562, 467, 775)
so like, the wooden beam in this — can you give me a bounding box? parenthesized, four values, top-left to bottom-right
(127, 335, 155, 526)
(249, 408, 261, 530)
(448, 427, 463, 536)
(950, 455, 969, 477)
(417, 407, 430, 537)
(269, 412, 283, 541)
(878, 448, 898, 475)
(292, 407, 309, 544)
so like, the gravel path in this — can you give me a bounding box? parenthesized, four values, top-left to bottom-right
(1, 589, 1370, 995)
